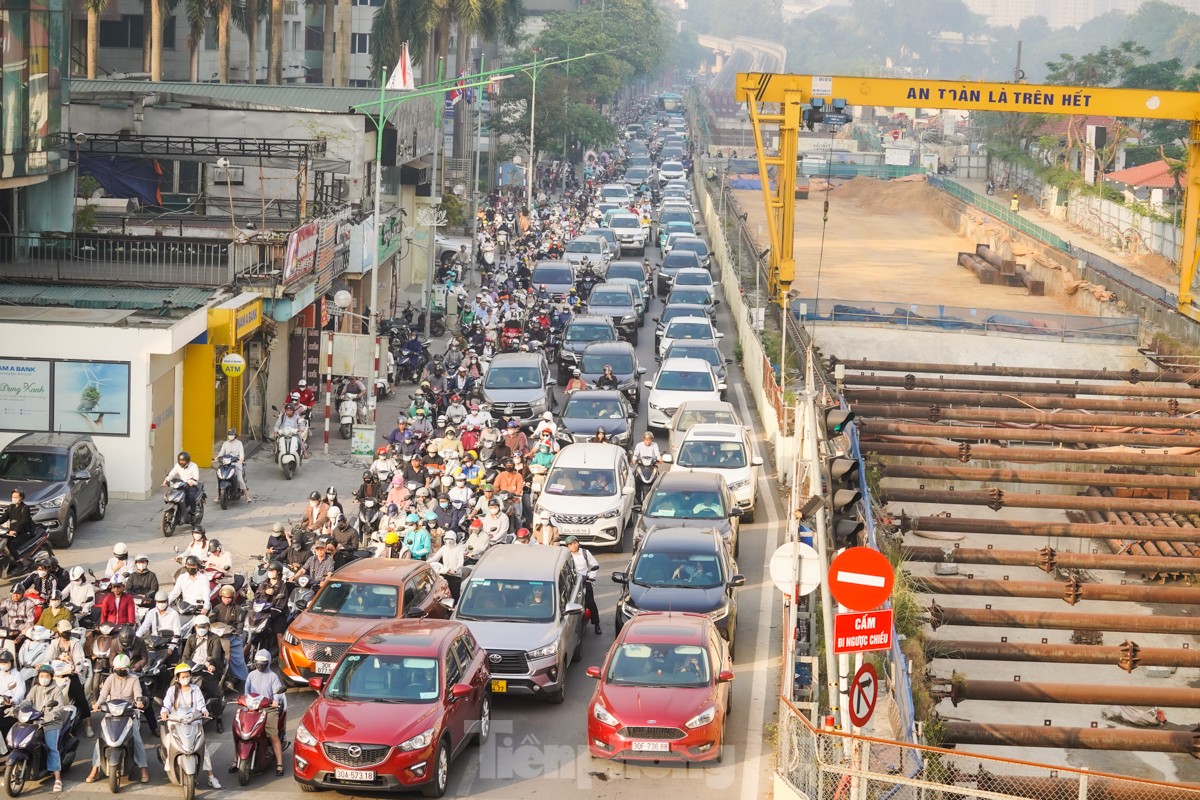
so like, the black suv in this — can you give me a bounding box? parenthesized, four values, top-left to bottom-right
(579, 341, 646, 405)
(0, 433, 108, 548)
(557, 315, 618, 384)
(656, 249, 703, 297)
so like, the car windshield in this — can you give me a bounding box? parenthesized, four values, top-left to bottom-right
(661, 161, 683, 170)
(608, 266, 644, 282)
(563, 397, 625, 419)
(675, 272, 711, 286)
(309, 581, 399, 618)
(676, 240, 709, 256)
(325, 654, 439, 703)
(582, 353, 634, 373)
(601, 190, 627, 201)
(656, 370, 714, 392)
(456, 578, 557, 622)
(0, 451, 68, 482)
(676, 409, 739, 432)
(632, 552, 724, 588)
(665, 322, 714, 341)
(610, 217, 639, 229)
(669, 346, 721, 368)
(484, 367, 543, 390)
(606, 644, 711, 688)
(566, 324, 614, 343)
(590, 291, 631, 306)
(667, 292, 711, 308)
(645, 488, 726, 518)
(660, 308, 702, 327)
(567, 240, 602, 254)
(678, 440, 747, 469)
(663, 253, 700, 270)
(543, 466, 619, 497)
(533, 267, 572, 284)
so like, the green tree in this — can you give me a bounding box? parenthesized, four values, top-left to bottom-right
(1045, 40, 1149, 86)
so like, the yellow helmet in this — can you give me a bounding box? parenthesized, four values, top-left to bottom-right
(384, 532, 400, 546)
(173, 663, 192, 677)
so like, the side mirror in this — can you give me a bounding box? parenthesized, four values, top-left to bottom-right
(636, 367, 647, 375)
(730, 506, 744, 517)
(621, 485, 634, 496)
(308, 677, 326, 692)
(712, 281, 721, 287)
(586, 666, 602, 679)
(643, 381, 653, 389)
(716, 332, 725, 339)
(72, 470, 90, 482)
(404, 607, 428, 619)
(717, 670, 734, 683)
(439, 597, 455, 611)
(751, 456, 764, 467)
(611, 571, 628, 584)
(450, 683, 473, 700)
(660, 454, 673, 464)
(725, 359, 734, 366)
(564, 602, 584, 616)
(729, 574, 747, 588)
(717, 383, 728, 392)
(546, 378, 557, 387)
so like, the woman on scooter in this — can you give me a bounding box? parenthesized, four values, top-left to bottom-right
(84, 654, 150, 785)
(179, 616, 226, 722)
(160, 664, 221, 789)
(27, 664, 67, 793)
(45, 620, 94, 738)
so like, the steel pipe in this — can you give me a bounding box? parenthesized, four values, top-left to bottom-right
(925, 639, 1200, 670)
(887, 487, 1200, 514)
(833, 359, 1200, 384)
(903, 515, 1200, 542)
(853, 402, 1200, 431)
(846, 387, 1200, 414)
(843, 374, 1200, 398)
(914, 576, 1200, 605)
(865, 442, 1200, 467)
(864, 420, 1200, 448)
(882, 463, 1200, 489)
(904, 545, 1200, 575)
(940, 721, 1200, 756)
(927, 602, 1200, 634)
(975, 770, 1200, 800)
(943, 677, 1200, 707)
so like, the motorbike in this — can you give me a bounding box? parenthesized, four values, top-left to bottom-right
(157, 709, 206, 799)
(338, 391, 362, 440)
(4, 700, 80, 797)
(0, 525, 53, 581)
(285, 577, 314, 626)
(84, 622, 119, 701)
(275, 429, 303, 480)
(232, 694, 287, 787)
(396, 342, 432, 384)
(161, 479, 206, 538)
(985, 179, 995, 196)
(95, 698, 143, 792)
(401, 303, 448, 339)
(634, 456, 658, 509)
(17, 627, 55, 684)
(245, 600, 281, 660)
(355, 498, 383, 544)
(479, 239, 496, 268)
(215, 454, 242, 511)
(139, 633, 178, 737)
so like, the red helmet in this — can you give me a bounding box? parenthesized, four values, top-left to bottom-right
(376, 446, 388, 456)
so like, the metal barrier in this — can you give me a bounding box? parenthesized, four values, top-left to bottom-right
(1073, 246, 1178, 307)
(2, 233, 233, 286)
(791, 296, 1140, 342)
(931, 176, 1071, 250)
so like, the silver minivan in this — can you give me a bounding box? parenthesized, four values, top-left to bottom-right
(451, 545, 585, 704)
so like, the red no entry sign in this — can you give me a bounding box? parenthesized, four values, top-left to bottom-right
(833, 609, 894, 655)
(848, 663, 878, 728)
(829, 547, 895, 611)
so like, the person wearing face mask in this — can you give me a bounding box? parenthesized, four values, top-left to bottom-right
(233, 650, 286, 776)
(163, 451, 203, 520)
(0, 584, 38, 640)
(28, 664, 67, 792)
(160, 664, 221, 789)
(176, 526, 210, 570)
(64, 566, 97, 618)
(403, 518, 432, 561)
(279, 528, 312, 574)
(217, 428, 252, 503)
(432, 494, 455, 531)
(18, 555, 59, 600)
(124, 554, 159, 607)
(180, 615, 226, 716)
(167, 556, 212, 613)
(104, 542, 133, 580)
(253, 563, 290, 656)
(298, 491, 330, 536)
(136, 591, 183, 657)
(0, 489, 35, 554)
(37, 590, 73, 631)
(84, 653, 150, 784)
(46, 622, 93, 737)
(0, 651, 25, 741)
(493, 458, 525, 524)
(98, 574, 137, 625)
(211, 585, 247, 687)
(115, 625, 149, 673)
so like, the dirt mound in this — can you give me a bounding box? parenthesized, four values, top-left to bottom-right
(831, 176, 947, 216)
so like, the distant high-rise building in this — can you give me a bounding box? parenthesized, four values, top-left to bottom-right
(965, 0, 1200, 28)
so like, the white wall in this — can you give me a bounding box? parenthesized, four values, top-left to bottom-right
(0, 308, 209, 498)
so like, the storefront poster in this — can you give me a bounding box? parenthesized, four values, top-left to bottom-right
(283, 221, 320, 286)
(351, 424, 376, 457)
(0, 359, 51, 432)
(52, 361, 131, 436)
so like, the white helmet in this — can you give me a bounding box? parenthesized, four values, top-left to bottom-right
(542, 411, 553, 421)
(69, 566, 85, 582)
(254, 649, 271, 664)
(113, 542, 129, 556)
(193, 615, 211, 627)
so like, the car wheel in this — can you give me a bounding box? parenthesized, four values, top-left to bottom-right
(298, 784, 326, 793)
(421, 738, 450, 798)
(51, 508, 77, 549)
(572, 635, 583, 663)
(476, 696, 491, 745)
(546, 667, 566, 705)
(91, 485, 108, 521)
(744, 506, 756, 524)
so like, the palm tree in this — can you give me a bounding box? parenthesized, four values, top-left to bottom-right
(216, 0, 232, 82)
(268, 0, 283, 82)
(244, 0, 259, 83)
(334, 0, 350, 85)
(84, 0, 110, 79)
(182, 0, 210, 80)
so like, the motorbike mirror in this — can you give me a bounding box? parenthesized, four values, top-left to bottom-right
(660, 454, 673, 464)
(172, 545, 180, 553)
(87, 568, 96, 577)
(586, 666, 602, 679)
(307, 677, 326, 692)
(271, 405, 279, 412)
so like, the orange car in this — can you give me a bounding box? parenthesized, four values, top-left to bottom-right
(281, 559, 451, 683)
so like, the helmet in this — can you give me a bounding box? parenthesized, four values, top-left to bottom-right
(113, 542, 129, 556)
(135, 554, 149, 564)
(284, 403, 296, 412)
(542, 411, 553, 421)
(191, 525, 206, 537)
(154, 591, 169, 603)
(173, 663, 193, 677)
(184, 555, 201, 568)
(227, 428, 237, 437)
(326, 487, 338, 498)
(363, 470, 373, 481)
(113, 654, 132, 670)
(298, 379, 307, 387)
(572, 368, 581, 376)
(207, 539, 222, 553)
(289, 392, 301, 401)
(384, 532, 400, 546)
(423, 511, 438, 522)
(177, 452, 191, 464)
(406, 513, 421, 523)
(117, 627, 135, 648)
(193, 615, 211, 627)
(254, 650, 271, 665)
(309, 491, 321, 501)
(271, 521, 286, 534)
(69, 565, 85, 582)
(219, 585, 236, 599)
(0, 652, 13, 665)
(267, 561, 284, 574)
(377, 446, 389, 456)
(595, 426, 606, 435)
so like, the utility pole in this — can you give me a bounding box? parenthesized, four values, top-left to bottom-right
(469, 52, 485, 272)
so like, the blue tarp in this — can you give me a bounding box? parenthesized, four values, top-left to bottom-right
(78, 154, 163, 209)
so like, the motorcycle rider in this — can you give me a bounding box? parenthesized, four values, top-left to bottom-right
(403, 519, 432, 561)
(117, 626, 149, 673)
(329, 513, 360, 556)
(370, 447, 396, 483)
(448, 364, 474, 396)
(493, 459, 525, 524)
(566, 536, 602, 634)
(1, 583, 39, 640)
(292, 378, 316, 412)
(136, 591, 183, 653)
(295, 538, 336, 587)
(299, 491, 330, 537)
(278, 528, 311, 574)
(204, 539, 233, 577)
(0, 652, 25, 741)
(167, 555, 213, 613)
(176, 526, 210, 568)
(462, 519, 490, 561)
(217, 428, 253, 503)
(163, 452, 203, 520)
(84, 651, 150, 785)
(595, 364, 620, 390)
(565, 368, 587, 393)
(160, 664, 221, 789)
(533, 411, 558, 439)
(99, 575, 137, 626)
(481, 499, 510, 544)
(20, 555, 64, 600)
(27, 664, 67, 792)
(253, 564, 289, 655)
(105, 542, 133, 580)
(65, 567, 97, 617)
(180, 615, 226, 713)
(125, 555, 159, 605)
(45, 621, 92, 738)
(210, 585, 247, 688)
(385, 417, 411, 446)
(533, 510, 557, 546)
(631, 430, 661, 464)
(398, 331, 425, 376)
(36, 590, 73, 631)
(0, 488, 35, 553)
(354, 470, 383, 503)
(230, 650, 286, 776)
(274, 403, 310, 458)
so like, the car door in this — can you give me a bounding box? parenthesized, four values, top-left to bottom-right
(616, 458, 634, 524)
(454, 635, 488, 736)
(70, 445, 97, 515)
(559, 560, 582, 652)
(442, 639, 470, 754)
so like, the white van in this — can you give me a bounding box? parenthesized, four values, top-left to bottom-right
(534, 443, 636, 552)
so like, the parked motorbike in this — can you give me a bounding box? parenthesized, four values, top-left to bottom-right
(161, 479, 206, 538)
(232, 695, 287, 786)
(95, 698, 143, 792)
(5, 699, 80, 797)
(275, 429, 303, 480)
(157, 709, 206, 798)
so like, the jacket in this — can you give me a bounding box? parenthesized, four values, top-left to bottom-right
(25, 682, 67, 731)
(181, 632, 227, 678)
(99, 591, 137, 625)
(0, 502, 33, 537)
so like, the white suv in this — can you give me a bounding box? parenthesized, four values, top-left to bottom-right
(644, 357, 726, 429)
(534, 443, 636, 552)
(607, 213, 647, 255)
(664, 423, 763, 521)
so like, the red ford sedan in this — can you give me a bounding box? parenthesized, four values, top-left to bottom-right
(586, 612, 733, 762)
(293, 619, 490, 797)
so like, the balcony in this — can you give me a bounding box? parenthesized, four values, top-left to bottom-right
(2, 233, 239, 287)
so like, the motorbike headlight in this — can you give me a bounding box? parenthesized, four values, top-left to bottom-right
(592, 703, 619, 727)
(399, 727, 436, 752)
(283, 630, 299, 646)
(527, 642, 559, 660)
(727, 478, 752, 491)
(295, 724, 318, 747)
(38, 497, 64, 510)
(685, 706, 717, 730)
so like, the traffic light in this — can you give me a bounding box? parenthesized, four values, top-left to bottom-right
(826, 455, 865, 549)
(823, 406, 856, 435)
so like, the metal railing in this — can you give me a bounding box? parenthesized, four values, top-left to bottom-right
(2, 233, 234, 287)
(931, 175, 1071, 250)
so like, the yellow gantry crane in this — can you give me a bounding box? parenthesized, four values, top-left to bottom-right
(736, 72, 1200, 321)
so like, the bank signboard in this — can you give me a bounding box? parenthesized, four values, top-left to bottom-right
(0, 358, 131, 436)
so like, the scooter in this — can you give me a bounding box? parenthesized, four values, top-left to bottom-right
(17, 627, 54, 684)
(396, 344, 432, 384)
(0, 526, 53, 582)
(231, 694, 287, 786)
(157, 709, 206, 798)
(161, 479, 206, 538)
(285, 577, 314, 626)
(245, 601, 281, 660)
(95, 698, 143, 792)
(215, 454, 242, 511)
(5, 700, 79, 797)
(634, 456, 658, 509)
(355, 498, 383, 544)
(84, 623, 118, 702)
(275, 429, 303, 480)
(338, 392, 361, 439)
(139, 633, 178, 737)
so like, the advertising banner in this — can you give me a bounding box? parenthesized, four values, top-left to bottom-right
(283, 220, 320, 285)
(0, 359, 51, 432)
(52, 361, 131, 437)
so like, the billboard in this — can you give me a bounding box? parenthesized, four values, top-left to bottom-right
(52, 361, 132, 437)
(0, 359, 51, 432)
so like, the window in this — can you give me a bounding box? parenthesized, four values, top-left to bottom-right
(291, 21, 299, 50)
(404, 571, 432, 609)
(452, 636, 475, 673)
(351, 33, 370, 54)
(100, 15, 170, 49)
(558, 564, 574, 609)
(71, 447, 92, 474)
(310, 581, 399, 618)
(444, 646, 463, 688)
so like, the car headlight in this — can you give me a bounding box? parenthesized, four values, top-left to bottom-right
(620, 315, 636, 323)
(727, 478, 752, 491)
(593, 703, 620, 727)
(527, 642, 559, 660)
(600, 507, 622, 519)
(648, 402, 663, 412)
(685, 706, 716, 730)
(530, 397, 547, 411)
(399, 727, 436, 752)
(283, 630, 299, 646)
(296, 724, 318, 747)
(38, 497, 64, 510)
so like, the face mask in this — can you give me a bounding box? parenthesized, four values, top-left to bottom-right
(178, 676, 191, 686)
(227, 435, 235, 441)
(49, 600, 60, 608)
(37, 676, 51, 686)
(136, 564, 147, 572)
(310, 501, 318, 508)
(156, 602, 168, 610)
(439, 502, 448, 508)
(0, 664, 10, 672)
(256, 663, 269, 672)
(186, 567, 198, 576)
(115, 669, 129, 678)
(195, 627, 208, 637)
(36, 570, 47, 579)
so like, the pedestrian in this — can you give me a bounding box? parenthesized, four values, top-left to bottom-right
(1010, 193, 1019, 212)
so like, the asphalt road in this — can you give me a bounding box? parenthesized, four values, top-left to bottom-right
(60, 232, 784, 799)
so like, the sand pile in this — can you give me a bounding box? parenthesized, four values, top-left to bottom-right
(830, 176, 947, 216)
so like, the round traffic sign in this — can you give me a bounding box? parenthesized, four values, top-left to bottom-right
(768, 542, 821, 597)
(848, 663, 878, 728)
(828, 547, 894, 611)
(890, 129, 901, 142)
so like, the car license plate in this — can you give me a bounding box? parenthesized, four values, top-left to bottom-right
(315, 661, 335, 675)
(490, 679, 507, 693)
(334, 769, 375, 782)
(632, 741, 670, 752)
(561, 527, 589, 536)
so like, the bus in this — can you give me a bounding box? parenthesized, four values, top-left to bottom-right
(657, 92, 684, 114)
